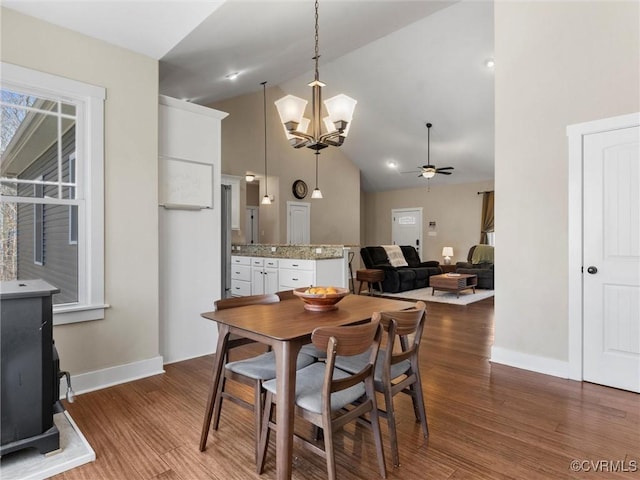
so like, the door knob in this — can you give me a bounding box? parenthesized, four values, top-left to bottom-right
(587, 266, 598, 274)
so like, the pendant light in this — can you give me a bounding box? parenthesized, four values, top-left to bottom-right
(274, 0, 356, 151)
(260, 81, 271, 205)
(311, 151, 323, 199)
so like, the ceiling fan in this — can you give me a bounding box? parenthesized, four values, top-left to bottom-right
(403, 123, 454, 178)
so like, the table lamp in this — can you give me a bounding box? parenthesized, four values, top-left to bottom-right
(442, 247, 454, 265)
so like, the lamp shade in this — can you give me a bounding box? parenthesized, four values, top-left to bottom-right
(261, 194, 271, 205)
(324, 94, 357, 124)
(274, 95, 307, 126)
(245, 173, 255, 182)
(311, 188, 323, 199)
(442, 247, 454, 257)
(323, 116, 351, 137)
(423, 170, 436, 179)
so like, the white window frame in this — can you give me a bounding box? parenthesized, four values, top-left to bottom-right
(33, 176, 44, 265)
(1, 62, 106, 325)
(68, 153, 78, 245)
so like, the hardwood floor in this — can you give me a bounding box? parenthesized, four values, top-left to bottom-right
(55, 298, 639, 479)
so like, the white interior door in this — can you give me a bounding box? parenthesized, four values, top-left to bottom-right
(391, 208, 423, 258)
(287, 201, 310, 245)
(583, 125, 640, 393)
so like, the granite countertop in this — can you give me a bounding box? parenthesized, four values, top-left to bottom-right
(231, 244, 355, 260)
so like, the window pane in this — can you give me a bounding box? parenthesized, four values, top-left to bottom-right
(61, 102, 76, 116)
(0, 89, 37, 107)
(13, 202, 78, 304)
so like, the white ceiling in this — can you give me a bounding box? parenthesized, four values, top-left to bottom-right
(4, 0, 494, 192)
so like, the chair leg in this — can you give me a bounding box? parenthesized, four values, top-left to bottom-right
(257, 391, 274, 474)
(410, 376, 429, 438)
(323, 416, 337, 480)
(369, 386, 388, 478)
(253, 379, 263, 464)
(383, 386, 401, 468)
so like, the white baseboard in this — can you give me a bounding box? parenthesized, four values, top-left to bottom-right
(490, 346, 570, 379)
(59, 355, 165, 398)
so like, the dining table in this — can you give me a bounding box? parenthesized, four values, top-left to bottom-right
(199, 293, 415, 480)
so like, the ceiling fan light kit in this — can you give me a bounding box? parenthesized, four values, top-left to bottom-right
(274, 0, 356, 152)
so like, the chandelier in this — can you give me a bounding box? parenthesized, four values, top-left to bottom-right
(274, 0, 357, 151)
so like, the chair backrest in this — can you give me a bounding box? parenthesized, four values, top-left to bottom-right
(311, 320, 382, 402)
(215, 293, 280, 311)
(375, 301, 426, 370)
(275, 289, 296, 301)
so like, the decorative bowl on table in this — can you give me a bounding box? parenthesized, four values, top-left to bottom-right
(293, 286, 350, 311)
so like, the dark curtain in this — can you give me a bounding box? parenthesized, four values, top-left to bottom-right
(480, 191, 494, 244)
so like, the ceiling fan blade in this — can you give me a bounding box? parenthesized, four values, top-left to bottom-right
(437, 171, 452, 175)
(436, 166, 454, 171)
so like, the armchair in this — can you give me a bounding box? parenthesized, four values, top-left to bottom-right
(455, 245, 494, 289)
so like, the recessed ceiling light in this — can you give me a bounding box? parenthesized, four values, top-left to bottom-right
(387, 161, 397, 168)
(485, 58, 495, 68)
(225, 72, 239, 80)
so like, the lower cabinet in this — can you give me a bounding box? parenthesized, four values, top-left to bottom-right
(232, 255, 345, 297)
(251, 257, 279, 295)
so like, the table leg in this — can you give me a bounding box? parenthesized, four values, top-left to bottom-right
(273, 339, 302, 480)
(199, 324, 230, 451)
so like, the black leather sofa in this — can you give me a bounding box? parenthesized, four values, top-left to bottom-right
(360, 245, 441, 293)
(456, 245, 494, 289)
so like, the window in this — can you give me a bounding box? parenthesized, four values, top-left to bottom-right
(0, 63, 106, 324)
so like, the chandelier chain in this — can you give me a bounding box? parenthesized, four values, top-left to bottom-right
(314, 0, 320, 81)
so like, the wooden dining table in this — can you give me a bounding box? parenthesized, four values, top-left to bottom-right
(199, 294, 415, 480)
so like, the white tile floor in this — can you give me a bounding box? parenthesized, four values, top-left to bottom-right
(0, 412, 95, 480)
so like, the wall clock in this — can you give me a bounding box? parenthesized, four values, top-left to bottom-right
(292, 179, 308, 199)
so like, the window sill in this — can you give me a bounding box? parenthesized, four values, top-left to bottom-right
(53, 303, 110, 325)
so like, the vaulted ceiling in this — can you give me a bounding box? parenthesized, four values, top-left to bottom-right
(4, 0, 494, 192)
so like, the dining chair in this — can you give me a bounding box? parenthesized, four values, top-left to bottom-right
(257, 320, 387, 480)
(211, 293, 316, 463)
(334, 301, 428, 467)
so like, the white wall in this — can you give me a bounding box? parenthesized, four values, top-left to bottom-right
(158, 96, 228, 364)
(493, 1, 640, 374)
(1, 8, 162, 387)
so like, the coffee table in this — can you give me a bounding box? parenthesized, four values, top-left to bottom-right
(430, 273, 477, 298)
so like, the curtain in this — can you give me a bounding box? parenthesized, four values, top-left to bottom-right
(480, 191, 494, 244)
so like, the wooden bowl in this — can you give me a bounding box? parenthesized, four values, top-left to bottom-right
(293, 287, 350, 311)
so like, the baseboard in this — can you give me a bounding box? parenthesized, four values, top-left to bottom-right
(490, 346, 570, 379)
(59, 355, 165, 398)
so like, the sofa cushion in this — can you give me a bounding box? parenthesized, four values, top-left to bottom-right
(368, 246, 390, 266)
(400, 246, 421, 267)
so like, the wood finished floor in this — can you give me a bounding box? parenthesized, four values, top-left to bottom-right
(54, 298, 640, 479)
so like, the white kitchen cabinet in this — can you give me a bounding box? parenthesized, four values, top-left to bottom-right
(278, 258, 344, 291)
(231, 255, 251, 296)
(221, 174, 241, 230)
(251, 257, 279, 295)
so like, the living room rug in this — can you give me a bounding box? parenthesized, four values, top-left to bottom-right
(382, 287, 494, 305)
(0, 411, 95, 480)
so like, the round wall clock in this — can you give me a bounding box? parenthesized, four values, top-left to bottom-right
(292, 179, 308, 199)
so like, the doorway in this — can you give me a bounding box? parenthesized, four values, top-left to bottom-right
(245, 206, 259, 244)
(391, 208, 423, 258)
(287, 201, 310, 244)
(568, 112, 640, 393)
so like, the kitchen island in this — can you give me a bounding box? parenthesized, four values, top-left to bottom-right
(230, 244, 354, 296)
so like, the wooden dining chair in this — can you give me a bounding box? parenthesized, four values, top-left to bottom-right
(211, 293, 316, 463)
(334, 301, 428, 467)
(257, 320, 387, 480)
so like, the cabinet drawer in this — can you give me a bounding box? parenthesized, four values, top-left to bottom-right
(278, 259, 314, 271)
(231, 280, 251, 296)
(251, 257, 264, 267)
(231, 256, 250, 266)
(279, 268, 314, 288)
(231, 265, 251, 281)
(264, 258, 278, 268)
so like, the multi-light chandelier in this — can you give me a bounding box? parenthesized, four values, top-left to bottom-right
(274, 0, 357, 151)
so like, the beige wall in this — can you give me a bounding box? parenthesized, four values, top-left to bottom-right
(1, 9, 160, 374)
(212, 86, 361, 246)
(494, 1, 639, 361)
(362, 180, 494, 263)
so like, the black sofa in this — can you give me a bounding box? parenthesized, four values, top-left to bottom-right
(455, 245, 494, 289)
(360, 245, 442, 293)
